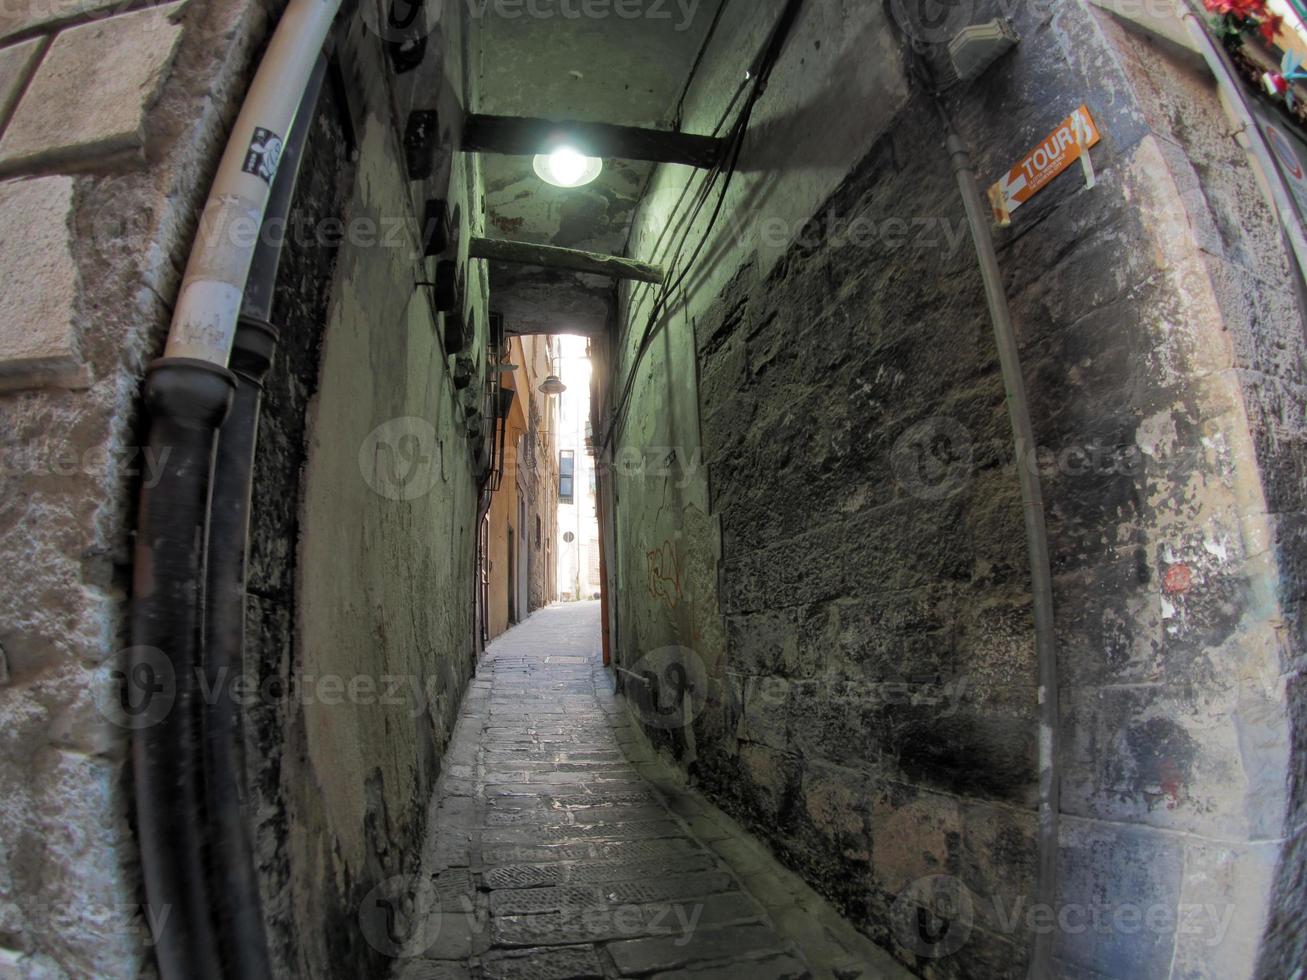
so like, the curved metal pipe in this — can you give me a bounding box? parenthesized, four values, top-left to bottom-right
(938, 103, 1060, 979)
(164, 0, 342, 365)
(131, 358, 235, 980)
(132, 3, 339, 976)
(202, 316, 278, 979)
(201, 52, 327, 980)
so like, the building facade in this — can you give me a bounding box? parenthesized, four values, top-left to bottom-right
(555, 335, 601, 601)
(482, 333, 559, 639)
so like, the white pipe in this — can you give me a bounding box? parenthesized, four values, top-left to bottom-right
(164, 0, 343, 364)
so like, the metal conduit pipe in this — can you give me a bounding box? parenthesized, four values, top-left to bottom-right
(164, 0, 342, 366)
(131, 359, 234, 980)
(937, 103, 1061, 980)
(202, 52, 328, 980)
(131, 2, 340, 976)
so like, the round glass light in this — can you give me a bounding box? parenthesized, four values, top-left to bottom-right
(533, 147, 603, 188)
(538, 374, 567, 395)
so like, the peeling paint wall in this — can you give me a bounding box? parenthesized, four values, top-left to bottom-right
(244, 67, 354, 977)
(0, 0, 492, 968)
(603, 2, 1305, 978)
(277, 5, 491, 978)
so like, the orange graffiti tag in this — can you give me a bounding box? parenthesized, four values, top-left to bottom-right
(646, 541, 683, 610)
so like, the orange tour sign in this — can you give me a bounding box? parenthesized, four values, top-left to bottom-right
(988, 105, 1101, 225)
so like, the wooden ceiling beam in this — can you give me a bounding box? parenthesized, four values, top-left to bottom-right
(461, 114, 724, 169)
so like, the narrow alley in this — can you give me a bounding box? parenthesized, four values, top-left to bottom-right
(1, 0, 1306, 979)
(392, 603, 905, 979)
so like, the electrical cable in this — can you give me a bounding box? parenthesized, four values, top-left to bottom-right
(673, 0, 734, 130)
(605, 0, 807, 447)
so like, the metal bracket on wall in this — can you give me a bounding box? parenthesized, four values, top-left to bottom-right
(404, 109, 441, 179)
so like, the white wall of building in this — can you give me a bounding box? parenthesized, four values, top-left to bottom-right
(555, 335, 600, 600)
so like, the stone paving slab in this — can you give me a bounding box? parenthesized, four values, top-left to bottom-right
(390, 602, 913, 980)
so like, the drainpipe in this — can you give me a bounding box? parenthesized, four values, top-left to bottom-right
(131, 2, 340, 977)
(202, 53, 328, 980)
(937, 103, 1060, 980)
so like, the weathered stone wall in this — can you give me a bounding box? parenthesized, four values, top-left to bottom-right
(243, 65, 354, 978)
(280, 5, 489, 978)
(1088, 15, 1307, 980)
(0, 0, 489, 975)
(605, 3, 1304, 979)
(0, 1, 273, 974)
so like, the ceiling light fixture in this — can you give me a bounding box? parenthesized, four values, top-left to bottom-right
(538, 374, 567, 395)
(533, 147, 603, 188)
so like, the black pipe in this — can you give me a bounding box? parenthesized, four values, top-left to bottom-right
(202, 316, 278, 980)
(131, 357, 235, 980)
(201, 52, 326, 979)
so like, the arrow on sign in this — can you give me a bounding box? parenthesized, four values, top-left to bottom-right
(997, 171, 1028, 211)
(988, 105, 1102, 226)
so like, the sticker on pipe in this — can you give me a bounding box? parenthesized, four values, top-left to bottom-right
(988, 106, 1100, 226)
(242, 126, 283, 184)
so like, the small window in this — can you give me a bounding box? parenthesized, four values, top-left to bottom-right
(559, 450, 575, 504)
(535, 515, 541, 549)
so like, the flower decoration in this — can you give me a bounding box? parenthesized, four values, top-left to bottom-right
(1267, 49, 1307, 108)
(1204, 0, 1282, 45)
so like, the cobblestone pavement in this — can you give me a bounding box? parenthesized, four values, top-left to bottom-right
(388, 602, 911, 980)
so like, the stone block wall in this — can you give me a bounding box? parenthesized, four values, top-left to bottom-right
(0, 1, 273, 975)
(604, 2, 1305, 979)
(0, 0, 490, 976)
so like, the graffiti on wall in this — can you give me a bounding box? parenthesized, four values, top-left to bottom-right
(646, 540, 683, 610)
